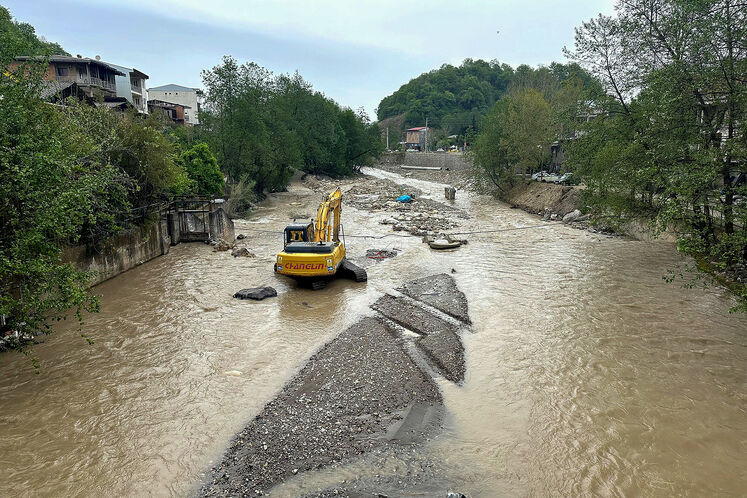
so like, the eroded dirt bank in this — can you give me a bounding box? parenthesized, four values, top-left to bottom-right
(201, 275, 471, 496)
(500, 181, 582, 218)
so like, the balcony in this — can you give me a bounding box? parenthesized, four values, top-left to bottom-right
(130, 83, 143, 95)
(57, 74, 116, 92)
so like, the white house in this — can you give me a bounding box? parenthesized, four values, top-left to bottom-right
(106, 62, 149, 114)
(147, 84, 201, 125)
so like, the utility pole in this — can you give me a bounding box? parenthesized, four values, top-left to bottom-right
(386, 126, 389, 150)
(425, 117, 428, 152)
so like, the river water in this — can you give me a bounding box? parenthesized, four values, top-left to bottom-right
(1, 169, 745, 497)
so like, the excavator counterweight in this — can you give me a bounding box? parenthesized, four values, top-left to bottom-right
(274, 188, 367, 289)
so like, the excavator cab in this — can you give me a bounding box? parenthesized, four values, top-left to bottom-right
(275, 188, 367, 289)
(283, 223, 313, 246)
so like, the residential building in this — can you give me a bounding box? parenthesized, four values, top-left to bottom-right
(147, 99, 190, 125)
(106, 62, 149, 114)
(147, 84, 201, 125)
(12, 55, 123, 99)
(404, 126, 431, 150)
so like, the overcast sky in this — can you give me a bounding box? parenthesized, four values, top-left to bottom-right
(5, 0, 615, 118)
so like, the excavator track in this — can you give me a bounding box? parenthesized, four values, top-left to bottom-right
(310, 280, 327, 291)
(338, 259, 368, 282)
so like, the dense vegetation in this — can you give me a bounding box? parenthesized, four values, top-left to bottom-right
(199, 57, 383, 195)
(473, 0, 746, 311)
(472, 66, 601, 188)
(0, 65, 194, 357)
(565, 0, 746, 311)
(376, 58, 599, 143)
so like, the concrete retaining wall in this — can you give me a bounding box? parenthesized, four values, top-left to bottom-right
(403, 152, 472, 171)
(209, 208, 235, 243)
(62, 217, 170, 287)
(378, 151, 472, 171)
(62, 207, 234, 287)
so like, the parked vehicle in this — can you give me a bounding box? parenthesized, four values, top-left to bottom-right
(555, 172, 574, 184)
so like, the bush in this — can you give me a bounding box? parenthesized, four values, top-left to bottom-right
(180, 143, 224, 196)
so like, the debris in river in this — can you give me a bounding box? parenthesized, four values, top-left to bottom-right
(562, 209, 582, 223)
(366, 248, 399, 260)
(422, 234, 467, 250)
(444, 186, 456, 200)
(233, 287, 277, 300)
(429, 239, 461, 250)
(213, 239, 233, 252)
(231, 247, 255, 258)
(396, 195, 412, 203)
(236, 234, 246, 240)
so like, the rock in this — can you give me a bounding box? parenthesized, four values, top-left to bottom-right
(231, 247, 255, 258)
(576, 214, 590, 222)
(444, 186, 456, 200)
(213, 239, 233, 251)
(543, 208, 552, 221)
(233, 287, 277, 300)
(562, 209, 582, 223)
(236, 234, 246, 240)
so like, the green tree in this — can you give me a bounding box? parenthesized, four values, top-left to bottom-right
(0, 5, 68, 64)
(501, 88, 553, 174)
(566, 0, 747, 311)
(0, 66, 127, 356)
(472, 99, 514, 191)
(181, 143, 224, 196)
(200, 57, 382, 191)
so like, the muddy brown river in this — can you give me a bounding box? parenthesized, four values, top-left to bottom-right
(1, 168, 745, 497)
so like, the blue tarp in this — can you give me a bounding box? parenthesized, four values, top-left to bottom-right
(396, 195, 412, 203)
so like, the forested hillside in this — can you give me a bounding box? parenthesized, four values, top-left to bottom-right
(0, 5, 68, 61)
(376, 59, 598, 137)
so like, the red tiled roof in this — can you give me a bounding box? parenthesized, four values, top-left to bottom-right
(406, 127, 427, 131)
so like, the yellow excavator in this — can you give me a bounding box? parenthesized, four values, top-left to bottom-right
(275, 188, 367, 289)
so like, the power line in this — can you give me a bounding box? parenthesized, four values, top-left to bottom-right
(235, 223, 559, 240)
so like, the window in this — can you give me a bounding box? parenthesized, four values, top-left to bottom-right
(56, 66, 68, 77)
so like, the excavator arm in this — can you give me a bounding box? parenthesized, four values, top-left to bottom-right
(312, 188, 342, 243)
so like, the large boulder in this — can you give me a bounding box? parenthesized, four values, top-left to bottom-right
(233, 286, 277, 300)
(213, 239, 233, 252)
(562, 209, 582, 223)
(231, 247, 255, 258)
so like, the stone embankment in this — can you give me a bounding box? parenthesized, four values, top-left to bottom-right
(201, 274, 471, 496)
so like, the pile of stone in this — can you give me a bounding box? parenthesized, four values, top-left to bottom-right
(380, 211, 458, 237)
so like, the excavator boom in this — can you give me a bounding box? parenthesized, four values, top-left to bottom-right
(313, 189, 342, 243)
